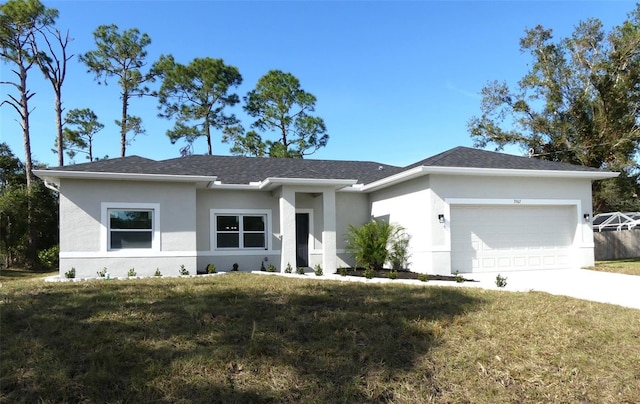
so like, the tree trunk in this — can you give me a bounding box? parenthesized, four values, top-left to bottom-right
(20, 66, 34, 189)
(205, 120, 212, 155)
(19, 64, 37, 269)
(55, 84, 63, 166)
(121, 90, 128, 157)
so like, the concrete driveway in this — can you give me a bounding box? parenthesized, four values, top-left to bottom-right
(466, 268, 640, 310)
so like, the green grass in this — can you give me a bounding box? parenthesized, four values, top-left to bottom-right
(0, 267, 56, 282)
(590, 258, 640, 276)
(1, 272, 639, 403)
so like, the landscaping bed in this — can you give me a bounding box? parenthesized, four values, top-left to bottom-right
(336, 268, 476, 282)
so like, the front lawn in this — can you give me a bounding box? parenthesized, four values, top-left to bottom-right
(1, 273, 639, 403)
(0, 267, 56, 282)
(590, 258, 640, 276)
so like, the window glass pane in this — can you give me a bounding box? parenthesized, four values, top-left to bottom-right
(244, 233, 265, 248)
(111, 231, 152, 249)
(217, 216, 239, 231)
(243, 216, 265, 231)
(110, 210, 152, 229)
(217, 233, 239, 248)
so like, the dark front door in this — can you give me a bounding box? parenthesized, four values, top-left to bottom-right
(296, 213, 309, 267)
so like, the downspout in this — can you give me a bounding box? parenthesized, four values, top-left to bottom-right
(43, 179, 60, 193)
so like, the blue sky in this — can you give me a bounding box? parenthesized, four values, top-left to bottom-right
(1, 0, 636, 167)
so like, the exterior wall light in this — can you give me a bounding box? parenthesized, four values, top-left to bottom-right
(438, 214, 445, 223)
(583, 213, 590, 222)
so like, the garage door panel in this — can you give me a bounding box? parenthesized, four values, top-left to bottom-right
(451, 205, 575, 273)
(498, 257, 510, 268)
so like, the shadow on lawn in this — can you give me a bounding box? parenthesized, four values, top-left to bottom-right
(1, 275, 485, 403)
(0, 267, 53, 281)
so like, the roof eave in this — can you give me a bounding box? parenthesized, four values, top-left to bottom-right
(207, 182, 261, 190)
(361, 167, 426, 192)
(259, 177, 358, 191)
(32, 169, 218, 187)
(422, 166, 619, 179)
(362, 166, 619, 192)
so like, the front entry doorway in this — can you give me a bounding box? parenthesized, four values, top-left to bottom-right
(296, 213, 309, 267)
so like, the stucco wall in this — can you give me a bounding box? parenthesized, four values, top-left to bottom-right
(429, 175, 594, 243)
(369, 174, 596, 274)
(195, 189, 280, 252)
(429, 175, 593, 206)
(369, 176, 432, 273)
(430, 174, 595, 272)
(195, 188, 281, 272)
(194, 187, 368, 273)
(336, 192, 370, 247)
(58, 179, 197, 278)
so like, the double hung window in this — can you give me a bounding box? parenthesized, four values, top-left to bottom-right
(108, 209, 154, 249)
(215, 214, 267, 249)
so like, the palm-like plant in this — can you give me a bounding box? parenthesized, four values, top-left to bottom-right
(345, 219, 409, 270)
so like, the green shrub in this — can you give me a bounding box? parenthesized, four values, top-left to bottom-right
(388, 270, 398, 280)
(454, 270, 464, 283)
(207, 263, 216, 274)
(389, 235, 411, 270)
(232, 263, 239, 271)
(338, 267, 348, 276)
(64, 267, 76, 279)
(267, 264, 276, 272)
(364, 268, 375, 279)
(418, 273, 429, 282)
(179, 265, 189, 276)
(38, 244, 59, 270)
(314, 264, 323, 276)
(128, 268, 137, 277)
(345, 219, 409, 271)
(285, 263, 293, 274)
(154, 268, 162, 277)
(495, 274, 508, 287)
(296, 266, 305, 275)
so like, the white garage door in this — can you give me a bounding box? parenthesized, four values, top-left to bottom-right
(450, 205, 575, 273)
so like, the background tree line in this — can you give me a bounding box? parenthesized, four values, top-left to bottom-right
(1, 0, 329, 268)
(468, 4, 640, 212)
(1, 0, 639, 268)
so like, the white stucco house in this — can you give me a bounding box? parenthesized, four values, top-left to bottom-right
(34, 146, 617, 279)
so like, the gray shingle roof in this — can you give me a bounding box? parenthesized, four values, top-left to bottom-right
(53, 154, 404, 185)
(406, 146, 604, 172)
(159, 155, 404, 184)
(48, 146, 609, 185)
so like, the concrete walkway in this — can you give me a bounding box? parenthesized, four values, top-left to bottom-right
(265, 268, 640, 310)
(459, 268, 640, 310)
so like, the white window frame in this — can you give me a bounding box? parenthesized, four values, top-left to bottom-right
(211, 209, 271, 251)
(101, 202, 160, 253)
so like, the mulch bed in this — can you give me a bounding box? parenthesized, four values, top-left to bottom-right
(335, 268, 476, 282)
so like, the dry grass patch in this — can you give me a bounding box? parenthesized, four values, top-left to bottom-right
(590, 258, 640, 276)
(0, 267, 56, 283)
(1, 273, 639, 403)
